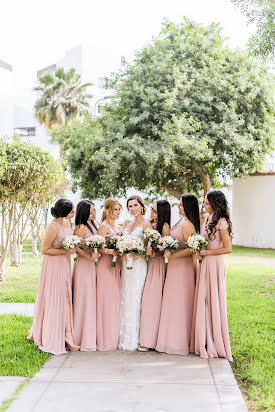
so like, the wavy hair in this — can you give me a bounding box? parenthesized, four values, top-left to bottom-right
(101, 198, 122, 222)
(206, 191, 232, 239)
(126, 195, 146, 215)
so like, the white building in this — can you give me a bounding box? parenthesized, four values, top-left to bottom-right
(0, 60, 14, 136)
(232, 152, 275, 249)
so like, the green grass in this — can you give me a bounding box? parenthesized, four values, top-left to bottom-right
(0, 315, 50, 377)
(0, 380, 28, 412)
(0, 254, 42, 303)
(231, 245, 275, 259)
(227, 262, 275, 411)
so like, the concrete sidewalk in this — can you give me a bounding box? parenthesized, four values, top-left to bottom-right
(0, 303, 34, 317)
(7, 350, 247, 412)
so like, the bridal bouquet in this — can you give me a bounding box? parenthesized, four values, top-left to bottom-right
(85, 235, 106, 266)
(106, 235, 120, 267)
(157, 236, 179, 268)
(186, 233, 208, 261)
(143, 228, 161, 261)
(59, 235, 82, 251)
(116, 235, 145, 269)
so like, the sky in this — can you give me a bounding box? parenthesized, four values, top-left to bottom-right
(1, 0, 256, 97)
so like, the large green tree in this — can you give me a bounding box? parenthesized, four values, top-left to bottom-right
(53, 19, 275, 200)
(34, 67, 92, 130)
(231, 0, 275, 59)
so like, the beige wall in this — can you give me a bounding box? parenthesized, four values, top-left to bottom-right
(233, 175, 275, 249)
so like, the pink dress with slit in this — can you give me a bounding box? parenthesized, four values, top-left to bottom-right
(156, 218, 197, 355)
(190, 218, 233, 361)
(96, 223, 121, 351)
(28, 221, 73, 355)
(139, 224, 165, 349)
(72, 225, 97, 351)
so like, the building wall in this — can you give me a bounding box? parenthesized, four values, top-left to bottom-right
(0, 61, 14, 136)
(232, 175, 275, 249)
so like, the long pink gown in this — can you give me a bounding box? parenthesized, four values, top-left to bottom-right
(156, 218, 196, 355)
(139, 225, 165, 349)
(28, 221, 74, 355)
(96, 223, 121, 351)
(190, 218, 233, 361)
(72, 225, 97, 351)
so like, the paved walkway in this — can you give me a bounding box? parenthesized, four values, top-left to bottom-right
(5, 350, 247, 412)
(0, 303, 34, 316)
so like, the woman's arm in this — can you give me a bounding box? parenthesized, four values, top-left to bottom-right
(164, 222, 193, 259)
(97, 224, 117, 256)
(41, 224, 74, 256)
(75, 224, 98, 260)
(200, 229, 232, 256)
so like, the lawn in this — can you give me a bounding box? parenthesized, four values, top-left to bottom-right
(0, 315, 50, 377)
(0, 245, 274, 410)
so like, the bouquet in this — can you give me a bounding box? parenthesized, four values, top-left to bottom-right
(143, 228, 161, 261)
(85, 235, 106, 266)
(157, 236, 179, 268)
(186, 233, 208, 262)
(116, 235, 145, 269)
(106, 235, 120, 267)
(59, 235, 82, 251)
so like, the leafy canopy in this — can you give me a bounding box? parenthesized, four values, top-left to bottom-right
(53, 19, 275, 199)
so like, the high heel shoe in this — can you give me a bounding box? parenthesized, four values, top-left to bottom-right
(65, 333, 80, 351)
(138, 346, 149, 352)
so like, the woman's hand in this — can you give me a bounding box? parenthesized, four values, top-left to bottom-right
(89, 252, 100, 261)
(66, 248, 76, 255)
(199, 250, 207, 257)
(195, 251, 203, 261)
(164, 251, 172, 259)
(146, 246, 153, 256)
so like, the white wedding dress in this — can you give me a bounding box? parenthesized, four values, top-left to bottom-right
(118, 225, 147, 350)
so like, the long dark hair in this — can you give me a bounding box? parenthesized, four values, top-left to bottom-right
(51, 198, 73, 218)
(181, 194, 200, 233)
(75, 200, 97, 233)
(206, 190, 232, 238)
(156, 200, 171, 235)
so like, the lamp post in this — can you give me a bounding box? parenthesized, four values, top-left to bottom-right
(94, 95, 114, 117)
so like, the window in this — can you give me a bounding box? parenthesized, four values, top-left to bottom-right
(14, 127, 36, 137)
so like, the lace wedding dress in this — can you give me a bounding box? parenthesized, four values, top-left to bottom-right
(118, 225, 147, 350)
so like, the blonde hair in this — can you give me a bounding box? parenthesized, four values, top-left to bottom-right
(101, 198, 122, 222)
(126, 195, 146, 215)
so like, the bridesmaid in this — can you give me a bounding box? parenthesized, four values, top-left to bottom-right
(28, 198, 80, 355)
(156, 194, 200, 355)
(190, 190, 233, 361)
(139, 200, 171, 351)
(96, 198, 122, 351)
(72, 200, 99, 351)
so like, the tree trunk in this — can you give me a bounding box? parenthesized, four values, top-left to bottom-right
(17, 243, 23, 266)
(162, 184, 181, 199)
(9, 230, 19, 267)
(44, 208, 48, 232)
(0, 253, 7, 281)
(197, 168, 211, 198)
(32, 231, 40, 257)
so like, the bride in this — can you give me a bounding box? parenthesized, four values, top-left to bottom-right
(118, 195, 152, 351)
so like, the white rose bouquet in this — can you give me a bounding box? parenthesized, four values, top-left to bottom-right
(186, 233, 208, 262)
(59, 235, 82, 251)
(85, 235, 106, 266)
(116, 235, 145, 269)
(106, 235, 120, 267)
(157, 236, 179, 268)
(143, 228, 161, 261)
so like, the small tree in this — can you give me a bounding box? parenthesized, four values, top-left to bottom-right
(0, 138, 63, 279)
(53, 19, 274, 200)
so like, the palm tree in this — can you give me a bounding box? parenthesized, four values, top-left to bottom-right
(34, 67, 93, 130)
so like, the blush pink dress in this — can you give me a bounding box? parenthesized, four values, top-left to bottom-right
(96, 223, 121, 351)
(156, 218, 196, 355)
(139, 224, 165, 349)
(190, 218, 233, 361)
(72, 225, 97, 351)
(28, 221, 74, 355)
